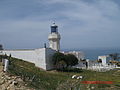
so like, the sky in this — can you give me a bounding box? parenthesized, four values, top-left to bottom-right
(0, 0, 120, 50)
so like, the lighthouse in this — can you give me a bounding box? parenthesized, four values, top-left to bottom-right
(48, 23, 61, 51)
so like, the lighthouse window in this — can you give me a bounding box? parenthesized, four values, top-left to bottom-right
(51, 27, 57, 33)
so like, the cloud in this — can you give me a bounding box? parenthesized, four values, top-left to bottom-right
(0, 0, 120, 49)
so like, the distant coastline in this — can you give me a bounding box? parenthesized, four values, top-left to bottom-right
(62, 48, 120, 60)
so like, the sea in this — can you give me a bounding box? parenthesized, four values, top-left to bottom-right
(62, 48, 120, 60)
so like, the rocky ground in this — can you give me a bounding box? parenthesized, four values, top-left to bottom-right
(0, 62, 34, 90)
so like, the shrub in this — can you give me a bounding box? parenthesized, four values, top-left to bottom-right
(52, 52, 78, 69)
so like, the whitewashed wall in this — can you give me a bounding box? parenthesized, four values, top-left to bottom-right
(98, 56, 107, 66)
(64, 51, 85, 60)
(1, 48, 56, 70)
(45, 48, 56, 70)
(34, 48, 46, 70)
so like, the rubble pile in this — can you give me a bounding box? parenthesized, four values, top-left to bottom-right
(0, 63, 34, 90)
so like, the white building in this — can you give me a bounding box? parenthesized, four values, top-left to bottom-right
(0, 23, 61, 70)
(98, 55, 109, 66)
(65, 51, 84, 60)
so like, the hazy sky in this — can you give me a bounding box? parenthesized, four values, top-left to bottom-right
(0, 0, 120, 49)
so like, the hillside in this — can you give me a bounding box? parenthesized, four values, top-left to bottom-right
(0, 62, 34, 90)
(1, 56, 120, 90)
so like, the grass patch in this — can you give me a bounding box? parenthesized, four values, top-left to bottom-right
(2, 55, 120, 89)
(8, 57, 71, 90)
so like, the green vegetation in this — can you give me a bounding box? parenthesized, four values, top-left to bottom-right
(1, 55, 120, 89)
(65, 54, 78, 67)
(7, 57, 70, 90)
(52, 52, 66, 69)
(52, 52, 78, 69)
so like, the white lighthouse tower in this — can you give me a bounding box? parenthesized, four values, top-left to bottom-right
(48, 23, 61, 51)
